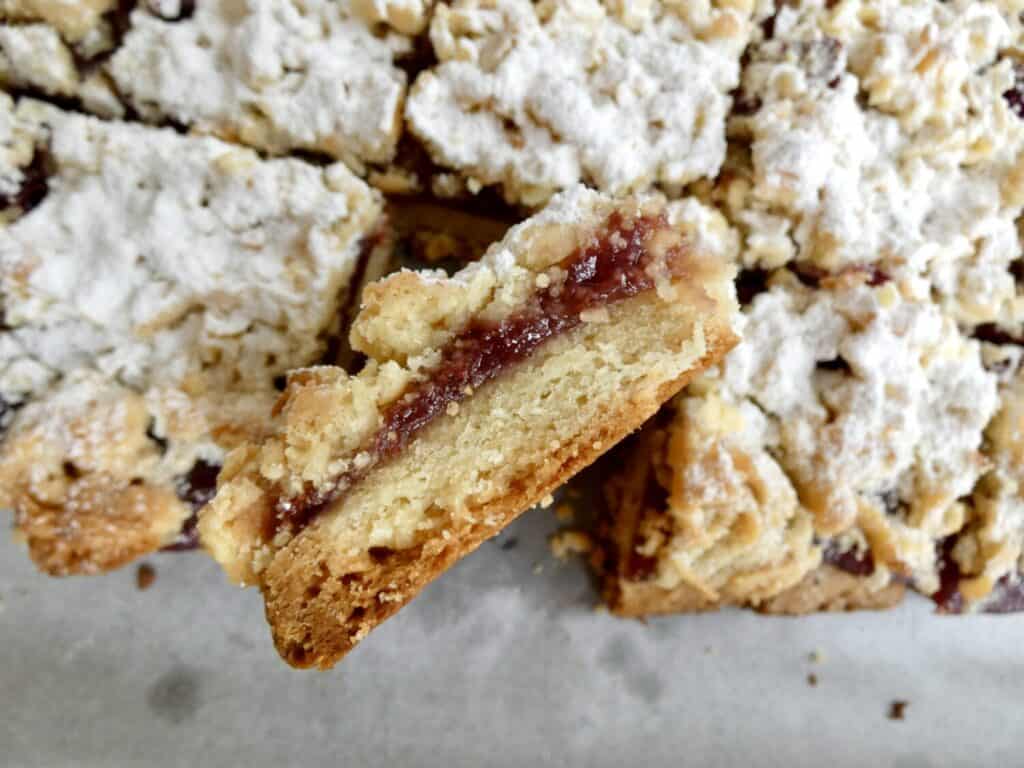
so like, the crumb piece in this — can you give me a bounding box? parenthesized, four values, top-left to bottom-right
(549, 530, 593, 560)
(888, 700, 909, 721)
(539, 494, 554, 508)
(807, 673, 818, 687)
(533, 563, 544, 575)
(554, 502, 575, 522)
(136, 563, 157, 591)
(808, 649, 825, 664)
(499, 536, 518, 551)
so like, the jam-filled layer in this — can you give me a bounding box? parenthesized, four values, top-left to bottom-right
(932, 536, 1024, 614)
(266, 210, 692, 540)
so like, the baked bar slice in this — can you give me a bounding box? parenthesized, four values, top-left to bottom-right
(596, 0, 1024, 617)
(199, 186, 739, 668)
(0, 0, 430, 169)
(0, 96, 389, 575)
(405, 0, 754, 206)
(596, 268, 996, 616)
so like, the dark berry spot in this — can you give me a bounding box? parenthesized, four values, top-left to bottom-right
(972, 323, 1024, 347)
(145, 420, 169, 455)
(0, 148, 51, 215)
(817, 356, 851, 373)
(1003, 62, 1024, 119)
(176, 459, 220, 510)
(822, 540, 875, 576)
(736, 268, 771, 305)
(162, 460, 221, 551)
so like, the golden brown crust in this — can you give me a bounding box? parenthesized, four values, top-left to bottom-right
(603, 565, 905, 617)
(263, 329, 735, 668)
(756, 566, 906, 615)
(594, 395, 903, 618)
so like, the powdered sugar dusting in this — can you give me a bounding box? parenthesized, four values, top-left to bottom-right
(406, 0, 752, 206)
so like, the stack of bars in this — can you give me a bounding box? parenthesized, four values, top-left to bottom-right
(1, 0, 1023, 669)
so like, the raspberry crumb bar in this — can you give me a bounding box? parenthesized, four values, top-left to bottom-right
(0, 96, 388, 575)
(199, 186, 739, 667)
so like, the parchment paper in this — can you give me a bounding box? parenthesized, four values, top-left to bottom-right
(3, 503, 1022, 768)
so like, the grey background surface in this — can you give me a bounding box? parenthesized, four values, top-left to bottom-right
(3, 504, 1022, 768)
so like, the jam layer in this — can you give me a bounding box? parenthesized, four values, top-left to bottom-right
(267, 210, 690, 540)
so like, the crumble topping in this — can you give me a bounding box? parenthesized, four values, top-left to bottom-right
(0, 0, 422, 170)
(629, 270, 998, 599)
(718, 0, 1024, 331)
(0, 98, 385, 572)
(406, 0, 754, 206)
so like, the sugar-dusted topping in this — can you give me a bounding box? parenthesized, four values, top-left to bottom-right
(945, 371, 1024, 605)
(0, 98, 381, 405)
(0, 0, 119, 49)
(406, 0, 753, 206)
(710, 272, 996, 591)
(350, 0, 434, 35)
(634, 389, 821, 603)
(0, 99, 385, 573)
(106, 0, 412, 168)
(718, 0, 1024, 330)
(0, 24, 80, 98)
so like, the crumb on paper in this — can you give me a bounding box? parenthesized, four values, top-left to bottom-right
(136, 563, 157, 591)
(555, 502, 575, 522)
(500, 536, 519, 551)
(533, 563, 544, 575)
(807, 673, 818, 687)
(888, 700, 909, 721)
(808, 649, 825, 664)
(549, 530, 593, 560)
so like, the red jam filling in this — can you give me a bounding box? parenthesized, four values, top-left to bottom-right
(933, 537, 1024, 614)
(266, 210, 688, 540)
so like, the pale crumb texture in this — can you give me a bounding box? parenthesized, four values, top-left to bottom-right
(200, 186, 739, 668)
(0, 0, 419, 169)
(108, 0, 411, 168)
(598, 0, 1024, 618)
(949, 369, 1024, 607)
(716, 0, 1024, 328)
(550, 530, 593, 560)
(406, 0, 755, 206)
(0, 98, 385, 575)
(599, 270, 996, 614)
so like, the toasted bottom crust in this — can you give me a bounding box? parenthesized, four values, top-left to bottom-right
(595, 413, 905, 618)
(603, 565, 905, 617)
(259, 299, 737, 668)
